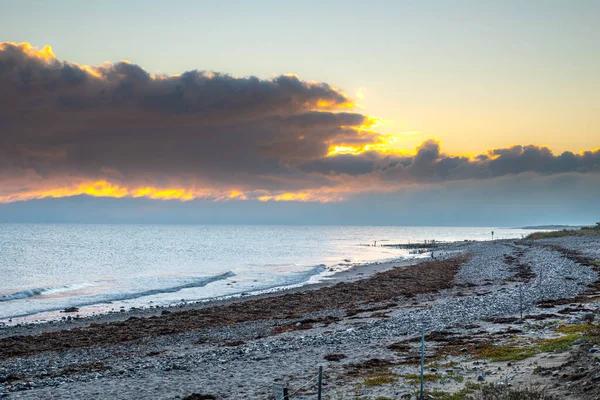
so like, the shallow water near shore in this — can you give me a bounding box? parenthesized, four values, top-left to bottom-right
(0, 224, 536, 322)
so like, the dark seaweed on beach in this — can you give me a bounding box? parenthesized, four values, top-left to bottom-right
(0, 255, 469, 360)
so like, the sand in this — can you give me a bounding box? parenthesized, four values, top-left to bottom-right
(1, 238, 599, 399)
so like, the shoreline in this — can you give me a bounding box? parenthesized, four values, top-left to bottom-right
(0, 249, 444, 336)
(0, 236, 599, 399)
(0, 252, 468, 358)
(0, 227, 528, 328)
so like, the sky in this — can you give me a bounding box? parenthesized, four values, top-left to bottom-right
(0, 1, 598, 225)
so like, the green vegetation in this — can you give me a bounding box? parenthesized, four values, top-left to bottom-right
(403, 373, 443, 384)
(427, 360, 460, 369)
(556, 323, 595, 334)
(362, 375, 397, 387)
(440, 360, 460, 368)
(403, 371, 464, 385)
(526, 222, 600, 239)
(473, 383, 559, 400)
(414, 382, 482, 400)
(477, 334, 583, 362)
(437, 392, 470, 400)
(448, 372, 465, 383)
(416, 383, 559, 400)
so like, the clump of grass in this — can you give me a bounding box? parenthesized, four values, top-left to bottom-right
(473, 383, 559, 399)
(556, 324, 594, 334)
(537, 334, 582, 352)
(447, 372, 465, 383)
(403, 373, 443, 384)
(585, 326, 600, 345)
(477, 334, 583, 362)
(363, 375, 397, 387)
(440, 360, 460, 368)
(526, 225, 600, 240)
(403, 371, 465, 385)
(478, 345, 536, 362)
(414, 383, 482, 400)
(427, 360, 460, 369)
(436, 390, 472, 400)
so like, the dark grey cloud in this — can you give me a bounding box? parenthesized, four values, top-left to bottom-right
(0, 42, 598, 204)
(304, 141, 600, 185)
(0, 42, 366, 198)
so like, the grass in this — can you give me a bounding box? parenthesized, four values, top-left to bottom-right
(473, 383, 559, 399)
(416, 382, 559, 400)
(436, 389, 475, 400)
(403, 371, 464, 385)
(477, 334, 583, 362)
(556, 323, 595, 334)
(413, 382, 482, 400)
(362, 375, 397, 387)
(448, 372, 465, 383)
(427, 360, 460, 369)
(403, 373, 443, 384)
(526, 224, 600, 240)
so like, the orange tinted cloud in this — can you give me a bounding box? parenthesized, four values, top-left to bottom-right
(0, 42, 599, 205)
(0, 180, 346, 204)
(0, 42, 56, 62)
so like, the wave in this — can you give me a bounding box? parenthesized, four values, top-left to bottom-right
(0, 271, 235, 304)
(104, 271, 235, 302)
(286, 264, 326, 284)
(0, 282, 96, 302)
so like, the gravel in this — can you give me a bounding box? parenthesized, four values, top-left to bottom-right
(1, 237, 598, 399)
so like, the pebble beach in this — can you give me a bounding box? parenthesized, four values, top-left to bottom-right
(1, 235, 599, 399)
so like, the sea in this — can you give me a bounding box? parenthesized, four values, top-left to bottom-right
(0, 224, 538, 323)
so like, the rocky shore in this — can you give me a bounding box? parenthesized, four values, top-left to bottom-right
(1, 236, 599, 399)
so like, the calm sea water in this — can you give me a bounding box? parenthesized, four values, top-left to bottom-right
(0, 224, 535, 322)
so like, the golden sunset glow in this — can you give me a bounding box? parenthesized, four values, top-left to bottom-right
(0, 181, 345, 204)
(0, 41, 56, 62)
(327, 130, 414, 157)
(1, 40, 598, 208)
(0, 181, 203, 203)
(257, 191, 342, 203)
(314, 99, 355, 109)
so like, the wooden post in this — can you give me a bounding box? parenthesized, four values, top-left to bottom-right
(317, 366, 323, 400)
(273, 383, 286, 400)
(420, 324, 425, 400)
(519, 285, 523, 320)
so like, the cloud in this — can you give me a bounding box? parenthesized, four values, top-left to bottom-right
(2, 172, 599, 226)
(0, 42, 599, 204)
(305, 141, 600, 185)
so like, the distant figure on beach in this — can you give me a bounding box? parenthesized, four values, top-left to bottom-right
(374, 240, 377, 247)
(431, 252, 434, 259)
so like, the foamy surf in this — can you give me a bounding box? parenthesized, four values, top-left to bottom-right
(0, 282, 97, 302)
(0, 271, 236, 321)
(0, 224, 535, 323)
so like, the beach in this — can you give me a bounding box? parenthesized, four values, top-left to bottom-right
(0, 225, 538, 324)
(1, 236, 599, 399)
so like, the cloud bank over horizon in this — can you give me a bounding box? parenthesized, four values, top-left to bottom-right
(1, 41, 599, 212)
